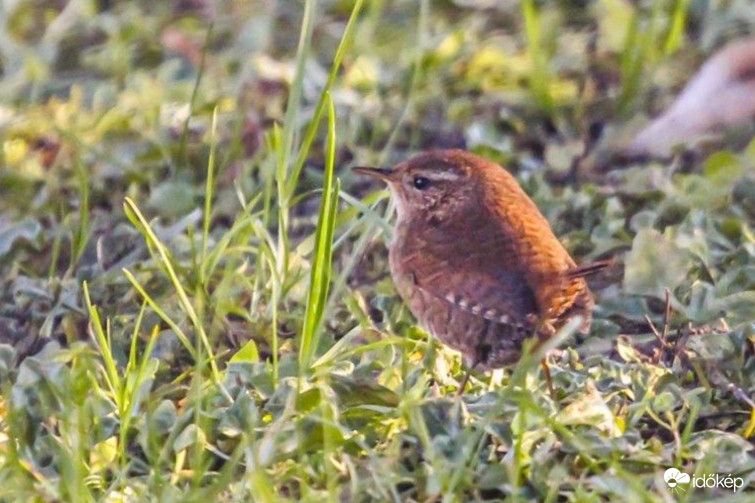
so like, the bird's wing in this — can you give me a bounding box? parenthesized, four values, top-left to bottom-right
(400, 248, 538, 326)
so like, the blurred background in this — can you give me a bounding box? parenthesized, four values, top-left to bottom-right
(2, 0, 755, 501)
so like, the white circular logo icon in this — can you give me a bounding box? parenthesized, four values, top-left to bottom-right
(664, 468, 690, 493)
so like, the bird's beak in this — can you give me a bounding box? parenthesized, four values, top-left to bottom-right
(352, 166, 395, 182)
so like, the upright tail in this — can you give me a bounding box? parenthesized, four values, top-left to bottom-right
(564, 259, 615, 280)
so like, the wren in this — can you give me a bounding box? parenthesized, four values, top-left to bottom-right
(355, 150, 609, 393)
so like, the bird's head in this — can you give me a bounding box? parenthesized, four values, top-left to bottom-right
(353, 150, 490, 225)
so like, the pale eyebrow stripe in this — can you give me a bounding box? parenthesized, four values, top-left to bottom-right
(414, 169, 463, 181)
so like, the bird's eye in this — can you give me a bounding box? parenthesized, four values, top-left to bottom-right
(413, 176, 430, 190)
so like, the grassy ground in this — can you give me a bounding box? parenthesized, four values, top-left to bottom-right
(1, 0, 755, 501)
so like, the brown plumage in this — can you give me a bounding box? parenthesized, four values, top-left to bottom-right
(355, 150, 609, 375)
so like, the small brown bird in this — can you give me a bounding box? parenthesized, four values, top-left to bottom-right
(355, 150, 609, 393)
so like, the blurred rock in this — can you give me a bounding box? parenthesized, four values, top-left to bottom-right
(580, 37, 755, 176)
(624, 37, 755, 159)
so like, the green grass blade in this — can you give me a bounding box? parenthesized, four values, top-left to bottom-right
(82, 281, 121, 402)
(299, 93, 340, 371)
(286, 0, 366, 198)
(664, 0, 689, 55)
(178, 23, 213, 167)
(123, 198, 229, 400)
(122, 268, 195, 358)
(69, 155, 90, 275)
(273, 0, 316, 285)
(279, 0, 316, 176)
(200, 107, 218, 284)
(522, 0, 553, 112)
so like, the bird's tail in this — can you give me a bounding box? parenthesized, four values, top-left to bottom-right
(564, 259, 615, 280)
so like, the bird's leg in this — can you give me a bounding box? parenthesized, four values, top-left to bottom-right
(533, 320, 557, 399)
(457, 358, 482, 397)
(540, 358, 556, 399)
(458, 342, 491, 396)
(457, 369, 473, 397)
